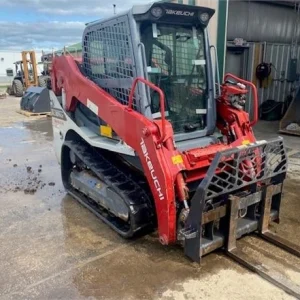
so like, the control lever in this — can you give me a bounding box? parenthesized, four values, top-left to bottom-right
(225, 80, 246, 91)
(225, 79, 236, 85)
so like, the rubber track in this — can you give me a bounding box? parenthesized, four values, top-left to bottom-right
(63, 140, 154, 237)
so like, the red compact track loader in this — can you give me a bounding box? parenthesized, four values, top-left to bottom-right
(50, 2, 290, 263)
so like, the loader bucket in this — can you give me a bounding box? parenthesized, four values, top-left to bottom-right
(20, 87, 51, 113)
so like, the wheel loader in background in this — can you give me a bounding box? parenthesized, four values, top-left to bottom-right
(50, 2, 300, 290)
(6, 51, 52, 113)
(7, 51, 42, 97)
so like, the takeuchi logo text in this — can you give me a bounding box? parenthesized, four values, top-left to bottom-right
(140, 138, 165, 200)
(165, 9, 195, 17)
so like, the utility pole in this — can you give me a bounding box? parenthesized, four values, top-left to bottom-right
(113, 4, 116, 15)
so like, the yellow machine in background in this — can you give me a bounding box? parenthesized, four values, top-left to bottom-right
(21, 51, 39, 89)
(5, 50, 51, 114)
(7, 51, 40, 97)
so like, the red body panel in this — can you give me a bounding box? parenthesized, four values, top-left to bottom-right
(52, 55, 258, 244)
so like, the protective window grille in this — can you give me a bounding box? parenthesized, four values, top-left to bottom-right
(148, 25, 207, 133)
(83, 20, 137, 110)
(199, 139, 287, 201)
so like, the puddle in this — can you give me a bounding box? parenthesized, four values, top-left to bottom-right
(0, 118, 56, 195)
(0, 119, 52, 150)
(0, 117, 299, 300)
(22, 118, 53, 140)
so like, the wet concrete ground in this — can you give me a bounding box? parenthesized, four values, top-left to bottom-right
(0, 96, 300, 300)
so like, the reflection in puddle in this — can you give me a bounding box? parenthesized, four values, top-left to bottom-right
(22, 118, 53, 140)
(0, 119, 53, 152)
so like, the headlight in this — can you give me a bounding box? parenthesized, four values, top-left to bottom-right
(199, 12, 209, 23)
(151, 6, 163, 18)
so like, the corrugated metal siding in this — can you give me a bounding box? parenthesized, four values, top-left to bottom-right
(226, 42, 300, 118)
(251, 43, 299, 105)
(228, 1, 300, 44)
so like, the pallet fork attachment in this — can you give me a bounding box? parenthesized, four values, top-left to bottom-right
(183, 137, 287, 262)
(258, 186, 300, 257)
(227, 187, 300, 299)
(181, 137, 300, 297)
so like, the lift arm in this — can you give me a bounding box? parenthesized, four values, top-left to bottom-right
(51, 55, 186, 244)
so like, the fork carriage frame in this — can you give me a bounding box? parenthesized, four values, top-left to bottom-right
(182, 137, 288, 262)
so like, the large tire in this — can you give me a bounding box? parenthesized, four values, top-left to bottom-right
(12, 80, 23, 97)
(6, 86, 14, 96)
(38, 76, 47, 87)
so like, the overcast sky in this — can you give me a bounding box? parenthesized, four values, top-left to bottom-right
(0, 0, 151, 51)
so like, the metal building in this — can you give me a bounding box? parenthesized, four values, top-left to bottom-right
(225, 0, 300, 117)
